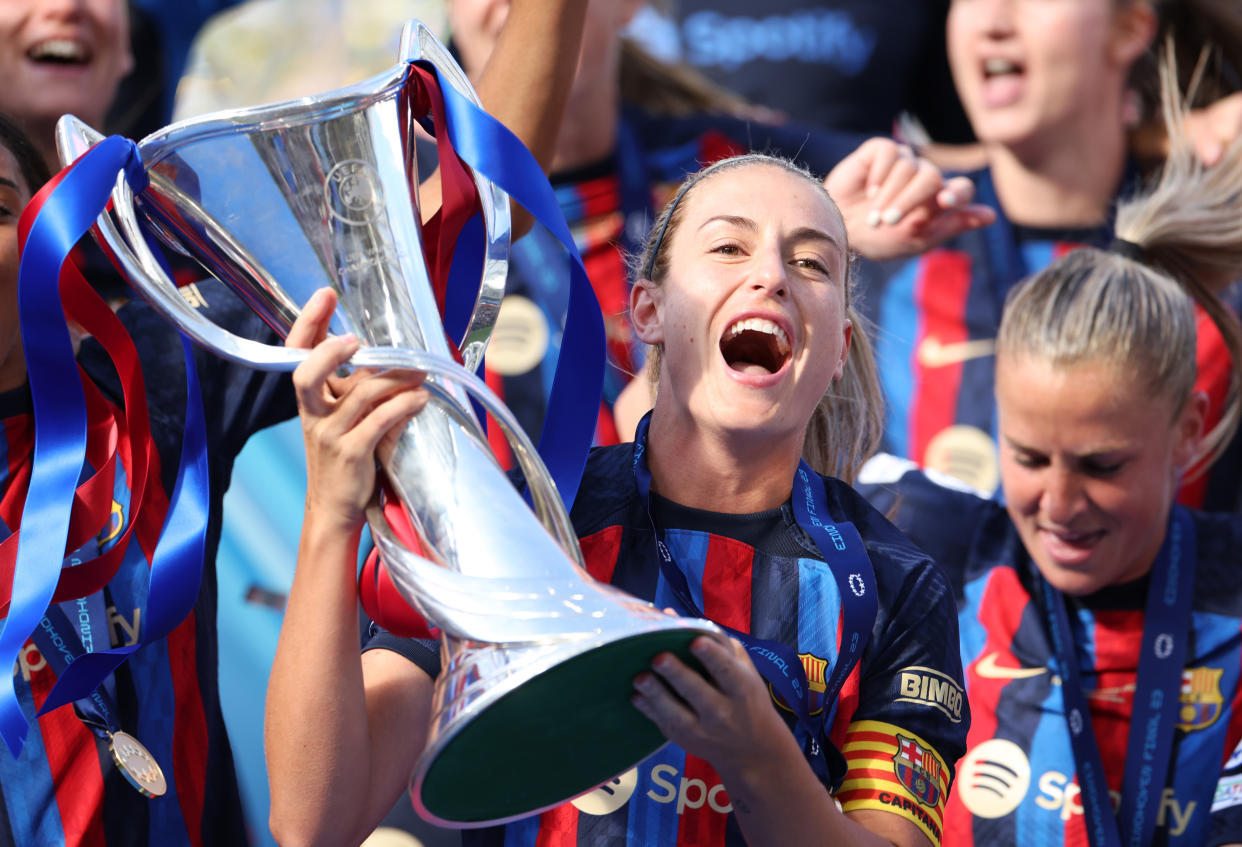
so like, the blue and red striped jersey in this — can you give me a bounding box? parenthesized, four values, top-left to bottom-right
(371, 443, 968, 845)
(0, 279, 295, 847)
(482, 107, 863, 460)
(858, 167, 1241, 510)
(860, 458, 1242, 846)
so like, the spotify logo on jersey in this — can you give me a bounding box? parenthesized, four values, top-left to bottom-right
(572, 768, 638, 816)
(956, 739, 1031, 819)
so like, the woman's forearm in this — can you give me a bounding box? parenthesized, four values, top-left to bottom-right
(265, 513, 417, 846)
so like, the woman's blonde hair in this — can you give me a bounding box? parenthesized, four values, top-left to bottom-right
(998, 62, 1242, 475)
(631, 154, 885, 483)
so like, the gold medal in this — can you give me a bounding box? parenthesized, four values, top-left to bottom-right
(109, 731, 167, 797)
(486, 295, 550, 376)
(924, 425, 1000, 494)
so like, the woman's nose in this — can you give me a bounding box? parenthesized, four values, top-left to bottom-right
(750, 249, 788, 297)
(1040, 468, 1085, 525)
(980, 0, 1017, 37)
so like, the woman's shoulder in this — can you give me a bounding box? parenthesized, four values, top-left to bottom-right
(1191, 508, 1242, 618)
(850, 454, 1014, 590)
(821, 470, 955, 600)
(563, 444, 640, 535)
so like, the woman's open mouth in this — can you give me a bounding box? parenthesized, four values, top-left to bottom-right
(980, 57, 1025, 108)
(27, 39, 92, 68)
(719, 317, 791, 376)
(1037, 526, 1105, 568)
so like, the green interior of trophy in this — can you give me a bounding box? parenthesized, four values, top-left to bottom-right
(419, 630, 704, 824)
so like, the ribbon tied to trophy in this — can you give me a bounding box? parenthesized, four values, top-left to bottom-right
(2, 21, 722, 826)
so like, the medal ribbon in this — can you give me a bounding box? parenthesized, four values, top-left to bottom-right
(1041, 506, 1196, 847)
(29, 593, 119, 737)
(0, 375, 119, 617)
(0, 136, 210, 755)
(631, 414, 878, 788)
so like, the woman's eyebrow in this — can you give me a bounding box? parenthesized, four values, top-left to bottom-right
(697, 214, 756, 232)
(695, 217, 841, 250)
(0, 177, 18, 192)
(790, 227, 841, 250)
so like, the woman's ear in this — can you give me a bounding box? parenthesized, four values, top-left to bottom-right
(1109, 0, 1157, 70)
(630, 279, 665, 346)
(833, 319, 853, 381)
(1174, 389, 1209, 471)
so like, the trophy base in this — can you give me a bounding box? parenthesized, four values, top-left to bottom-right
(415, 627, 712, 826)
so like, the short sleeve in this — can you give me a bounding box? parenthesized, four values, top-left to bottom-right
(834, 556, 968, 847)
(363, 622, 442, 680)
(856, 454, 995, 590)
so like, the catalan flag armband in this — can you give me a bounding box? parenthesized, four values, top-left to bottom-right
(835, 720, 951, 846)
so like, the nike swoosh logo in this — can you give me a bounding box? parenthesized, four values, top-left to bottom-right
(1088, 683, 1135, 704)
(917, 336, 996, 368)
(974, 651, 1049, 680)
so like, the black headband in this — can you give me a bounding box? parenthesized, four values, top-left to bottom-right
(1107, 237, 1145, 263)
(643, 178, 697, 280)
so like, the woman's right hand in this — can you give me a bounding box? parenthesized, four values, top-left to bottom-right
(286, 288, 429, 532)
(826, 137, 996, 262)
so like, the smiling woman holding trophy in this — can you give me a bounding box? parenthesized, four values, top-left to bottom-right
(267, 153, 969, 847)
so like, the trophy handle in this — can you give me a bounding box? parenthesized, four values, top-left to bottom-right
(111, 181, 581, 561)
(367, 504, 631, 642)
(56, 117, 579, 567)
(400, 20, 510, 374)
(353, 347, 582, 569)
(56, 115, 308, 371)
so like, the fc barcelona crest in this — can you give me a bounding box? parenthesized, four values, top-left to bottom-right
(1179, 667, 1224, 731)
(769, 652, 829, 716)
(892, 734, 943, 808)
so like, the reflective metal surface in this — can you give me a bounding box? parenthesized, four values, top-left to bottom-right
(56, 21, 721, 826)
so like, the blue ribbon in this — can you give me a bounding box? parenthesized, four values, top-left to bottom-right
(0, 136, 138, 755)
(632, 413, 878, 788)
(421, 60, 604, 509)
(444, 212, 486, 345)
(39, 331, 209, 713)
(501, 114, 653, 410)
(1041, 506, 1196, 847)
(2, 137, 211, 753)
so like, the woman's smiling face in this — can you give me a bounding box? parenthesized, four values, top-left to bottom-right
(0, 0, 133, 136)
(633, 162, 852, 446)
(946, 0, 1153, 154)
(996, 354, 1203, 596)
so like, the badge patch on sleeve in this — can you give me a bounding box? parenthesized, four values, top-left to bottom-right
(835, 720, 951, 846)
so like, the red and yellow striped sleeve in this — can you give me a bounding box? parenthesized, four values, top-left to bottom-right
(835, 720, 951, 846)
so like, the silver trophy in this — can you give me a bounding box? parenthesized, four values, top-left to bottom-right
(57, 20, 719, 828)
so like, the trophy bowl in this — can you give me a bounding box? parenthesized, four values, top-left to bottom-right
(55, 20, 721, 827)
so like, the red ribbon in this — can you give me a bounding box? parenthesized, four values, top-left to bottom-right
(358, 484, 440, 640)
(0, 166, 164, 616)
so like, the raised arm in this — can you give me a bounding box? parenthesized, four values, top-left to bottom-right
(265, 287, 433, 846)
(419, 0, 591, 236)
